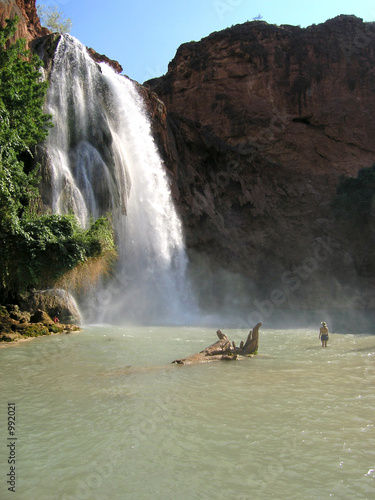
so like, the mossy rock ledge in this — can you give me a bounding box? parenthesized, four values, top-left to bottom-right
(0, 306, 81, 343)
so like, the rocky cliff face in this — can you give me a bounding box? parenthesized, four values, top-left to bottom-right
(0, 0, 49, 44)
(145, 16, 375, 322)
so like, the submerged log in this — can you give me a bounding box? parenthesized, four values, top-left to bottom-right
(172, 323, 262, 365)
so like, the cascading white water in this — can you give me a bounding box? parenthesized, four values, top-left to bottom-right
(44, 35, 196, 324)
(45, 36, 126, 226)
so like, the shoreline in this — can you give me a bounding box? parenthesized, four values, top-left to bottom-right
(0, 327, 82, 347)
(0, 306, 82, 345)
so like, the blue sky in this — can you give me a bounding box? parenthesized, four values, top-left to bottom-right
(38, 0, 375, 83)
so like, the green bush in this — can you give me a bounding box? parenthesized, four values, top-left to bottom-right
(2, 211, 116, 300)
(23, 324, 49, 337)
(48, 325, 63, 334)
(0, 17, 52, 227)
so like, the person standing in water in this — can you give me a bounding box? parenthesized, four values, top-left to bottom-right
(319, 322, 329, 347)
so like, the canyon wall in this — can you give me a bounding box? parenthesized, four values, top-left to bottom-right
(145, 16, 375, 319)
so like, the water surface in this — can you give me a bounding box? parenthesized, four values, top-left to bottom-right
(1, 326, 374, 499)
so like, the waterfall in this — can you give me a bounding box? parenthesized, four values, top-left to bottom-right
(44, 35, 196, 324)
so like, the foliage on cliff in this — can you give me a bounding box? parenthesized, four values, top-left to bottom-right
(0, 17, 51, 213)
(0, 18, 116, 302)
(36, 3, 72, 34)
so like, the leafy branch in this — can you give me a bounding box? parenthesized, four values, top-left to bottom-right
(37, 3, 72, 34)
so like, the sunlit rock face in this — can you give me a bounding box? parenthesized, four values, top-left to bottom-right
(0, 0, 49, 45)
(145, 16, 375, 312)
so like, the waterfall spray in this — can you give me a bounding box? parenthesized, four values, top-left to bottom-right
(44, 35, 196, 324)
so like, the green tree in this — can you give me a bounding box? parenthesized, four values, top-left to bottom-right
(0, 17, 51, 231)
(0, 18, 116, 302)
(37, 3, 72, 34)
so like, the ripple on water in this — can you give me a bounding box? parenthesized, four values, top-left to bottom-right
(1, 326, 375, 499)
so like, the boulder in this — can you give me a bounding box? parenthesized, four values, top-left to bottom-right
(19, 289, 82, 324)
(6, 304, 31, 323)
(30, 309, 54, 325)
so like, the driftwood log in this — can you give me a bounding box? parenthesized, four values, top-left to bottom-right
(172, 322, 262, 365)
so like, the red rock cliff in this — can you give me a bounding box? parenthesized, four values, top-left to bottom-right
(146, 16, 375, 318)
(0, 0, 49, 44)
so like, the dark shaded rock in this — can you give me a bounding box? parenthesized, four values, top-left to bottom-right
(86, 47, 123, 73)
(30, 309, 54, 325)
(6, 304, 31, 323)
